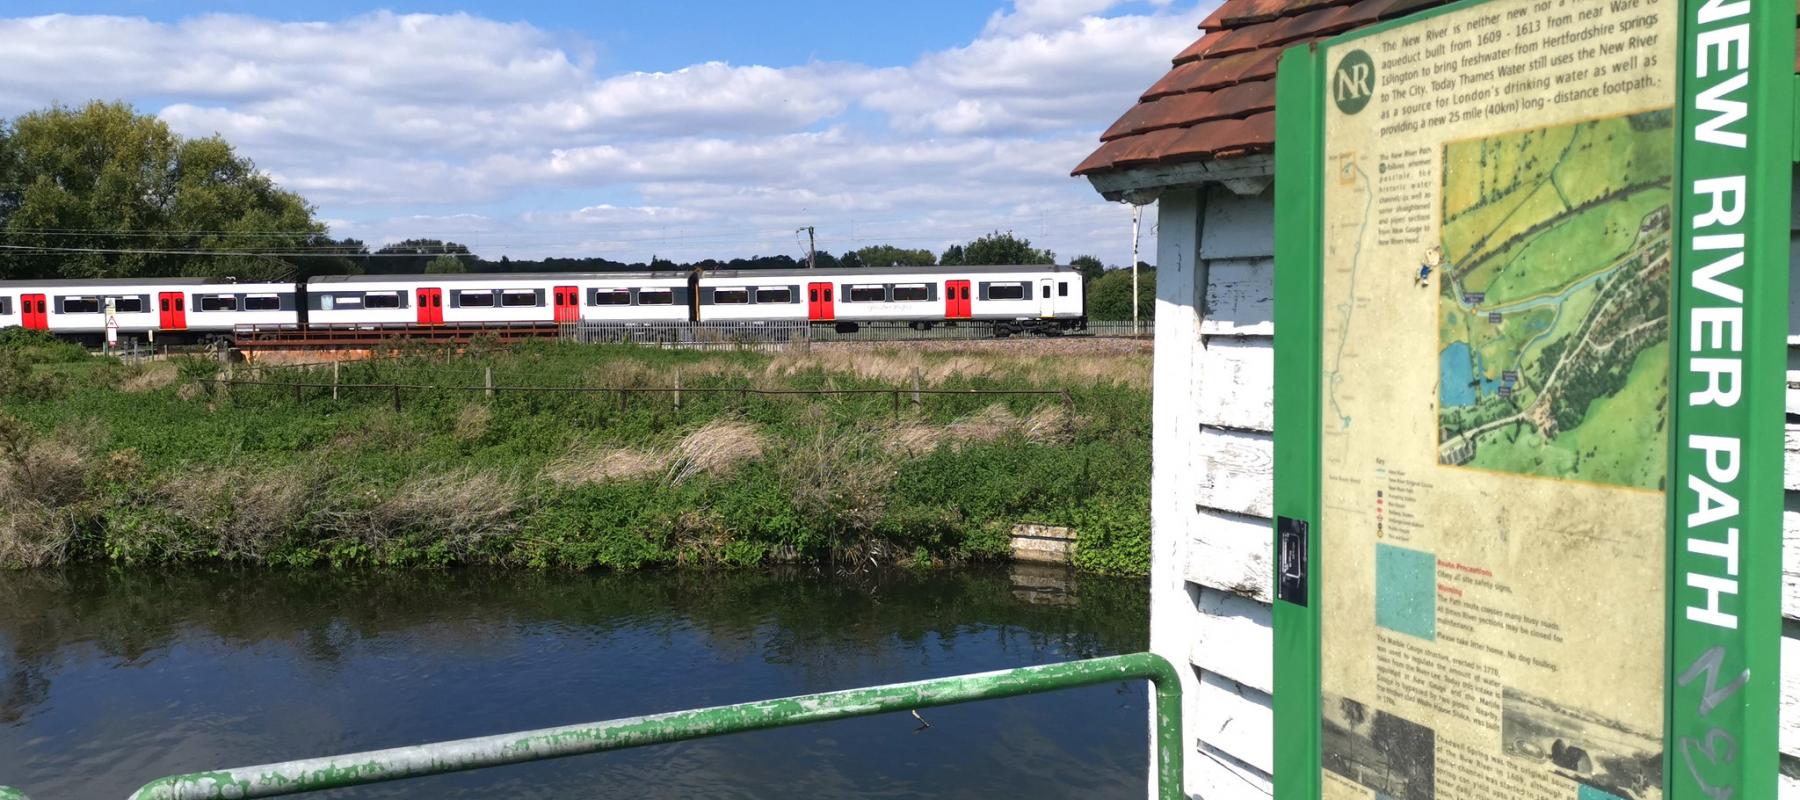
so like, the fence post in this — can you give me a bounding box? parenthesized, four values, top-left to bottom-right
(911, 368, 922, 410)
(674, 369, 682, 411)
(393, 385, 402, 412)
(294, 382, 302, 404)
(891, 389, 900, 417)
(618, 388, 627, 413)
(485, 366, 494, 400)
(333, 360, 340, 401)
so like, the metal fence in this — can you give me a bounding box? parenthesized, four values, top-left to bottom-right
(560, 319, 1151, 350)
(86, 653, 1182, 800)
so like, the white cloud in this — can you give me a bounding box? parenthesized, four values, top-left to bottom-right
(0, 2, 1209, 262)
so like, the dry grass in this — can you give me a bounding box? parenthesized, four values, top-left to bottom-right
(761, 345, 1149, 389)
(542, 445, 670, 487)
(0, 417, 103, 567)
(452, 402, 492, 443)
(153, 466, 316, 561)
(667, 420, 765, 486)
(883, 402, 1074, 457)
(323, 468, 520, 552)
(121, 363, 178, 393)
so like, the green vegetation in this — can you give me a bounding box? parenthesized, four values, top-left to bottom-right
(1086, 267, 1156, 322)
(0, 334, 1153, 575)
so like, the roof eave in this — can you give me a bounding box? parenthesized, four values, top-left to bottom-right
(1082, 152, 1275, 203)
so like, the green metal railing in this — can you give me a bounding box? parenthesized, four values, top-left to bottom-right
(0, 653, 1183, 800)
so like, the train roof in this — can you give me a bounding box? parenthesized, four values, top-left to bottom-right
(694, 264, 1077, 280)
(0, 276, 286, 287)
(305, 271, 688, 284)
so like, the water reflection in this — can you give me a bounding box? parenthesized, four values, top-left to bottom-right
(0, 565, 1147, 798)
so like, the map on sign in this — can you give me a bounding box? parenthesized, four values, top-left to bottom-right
(1434, 111, 1674, 490)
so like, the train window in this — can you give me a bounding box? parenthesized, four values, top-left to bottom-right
(198, 295, 239, 312)
(591, 289, 632, 306)
(891, 284, 928, 302)
(0, 298, 10, 315)
(112, 296, 145, 313)
(62, 297, 102, 314)
(848, 285, 885, 303)
(713, 288, 749, 304)
(1041, 284, 1051, 299)
(637, 288, 673, 305)
(1058, 282, 1068, 297)
(364, 293, 402, 309)
(244, 295, 281, 311)
(502, 290, 540, 307)
(986, 283, 1025, 301)
(755, 287, 791, 304)
(457, 291, 495, 308)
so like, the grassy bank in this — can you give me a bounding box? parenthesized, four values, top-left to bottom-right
(0, 331, 1151, 574)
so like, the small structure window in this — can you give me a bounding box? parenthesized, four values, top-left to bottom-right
(199, 295, 238, 312)
(112, 296, 145, 313)
(364, 293, 402, 309)
(848, 285, 886, 303)
(502, 290, 539, 307)
(62, 297, 102, 314)
(637, 288, 673, 306)
(986, 283, 1025, 301)
(244, 295, 281, 311)
(1058, 282, 1069, 297)
(713, 288, 749, 304)
(457, 291, 495, 308)
(591, 289, 632, 306)
(755, 287, 791, 304)
(892, 284, 928, 302)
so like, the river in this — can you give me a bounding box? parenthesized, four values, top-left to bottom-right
(0, 565, 1148, 798)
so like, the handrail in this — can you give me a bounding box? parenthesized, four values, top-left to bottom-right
(103, 653, 1181, 800)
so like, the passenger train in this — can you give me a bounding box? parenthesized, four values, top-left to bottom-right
(0, 265, 1086, 342)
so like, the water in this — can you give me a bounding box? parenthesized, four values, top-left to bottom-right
(0, 565, 1148, 798)
(1438, 341, 1499, 408)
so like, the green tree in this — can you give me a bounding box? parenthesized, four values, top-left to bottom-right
(939, 244, 966, 266)
(0, 101, 326, 280)
(424, 254, 467, 274)
(1070, 254, 1105, 283)
(855, 244, 935, 267)
(947, 230, 1054, 266)
(1086, 266, 1155, 321)
(369, 239, 472, 274)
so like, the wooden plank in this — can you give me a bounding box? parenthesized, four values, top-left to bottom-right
(1193, 671, 1274, 775)
(1189, 587, 1274, 694)
(1187, 508, 1275, 603)
(1188, 740, 1274, 799)
(1785, 502, 1800, 621)
(1196, 428, 1275, 519)
(1788, 424, 1800, 492)
(1783, 633, 1800, 758)
(1197, 337, 1275, 432)
(1200, 257, 1275, 336)
(1199, 188, 1275, 261)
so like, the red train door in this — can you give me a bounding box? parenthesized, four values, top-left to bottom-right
(946, 280, 971, 319)
(553, 286, 580, 323)
(416, 288, 443, 325)
(22, 294, 48, 330)
(157, 292, 186, 331)
(807, 282, 834, 321)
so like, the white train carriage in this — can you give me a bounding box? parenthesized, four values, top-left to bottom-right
(694, 265, 1084, 331)
(0, 278, 298, 340)
(304, 272, 696, 329)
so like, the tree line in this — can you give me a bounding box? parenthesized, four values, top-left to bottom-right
(0, 101, 1153, 318)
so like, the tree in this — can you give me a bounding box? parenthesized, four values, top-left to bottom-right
(369, 239, 472, 274)
(1070, 255, 1105, 283)
(949, 230, 1054, 266)
(1086, 266, 1155, 321)
(855, 244, 935, 267)
(424, 254, 467, 274)
(0, 101, 326, 280)
(939, 244, 966, 266)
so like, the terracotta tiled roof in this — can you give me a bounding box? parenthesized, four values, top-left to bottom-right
(1076, 0, 1460, 177)
(1081, 1, 1800, 179)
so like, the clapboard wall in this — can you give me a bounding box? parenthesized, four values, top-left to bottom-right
(1152, 174, 1800, 798)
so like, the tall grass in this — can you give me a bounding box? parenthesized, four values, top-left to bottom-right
(0, 339, 1152, 574)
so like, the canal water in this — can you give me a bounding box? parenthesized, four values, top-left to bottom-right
(0, 565, 1148, 798)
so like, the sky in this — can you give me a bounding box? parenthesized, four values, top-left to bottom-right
(0, 1, 1210, 264)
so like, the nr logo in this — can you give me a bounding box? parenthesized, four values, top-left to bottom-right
(1333, 50, 1375, 115)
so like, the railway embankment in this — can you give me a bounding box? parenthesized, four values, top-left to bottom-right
(0, 331, 1151, 575)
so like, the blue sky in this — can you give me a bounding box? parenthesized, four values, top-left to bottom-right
(0, 1, 1208, 262)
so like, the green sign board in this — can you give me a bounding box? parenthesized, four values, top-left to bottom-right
(1271, 1, 1791, 799)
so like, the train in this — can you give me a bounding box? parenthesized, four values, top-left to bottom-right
(0, 264, 1087, 343)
